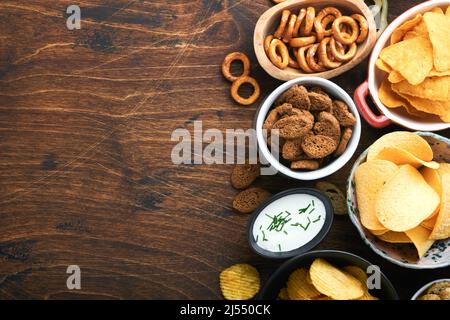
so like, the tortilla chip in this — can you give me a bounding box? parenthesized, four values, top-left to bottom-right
(423, 12, 450, 71)
(390, 14, 423, 44)
(378, 79, 407, 108)
(394, 91, 450, 122)
(429, 69, 450, 77)
(430, 174, 450, 240)
(405, 226, 435, 258)
(392, 77, 450, 101)
(403, 20, 429, 40)
(388, 71, 405, 83)
(376, 58, 392, 72)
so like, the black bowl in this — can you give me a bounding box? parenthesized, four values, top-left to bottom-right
(258, 250, 399, 300)
(247, 188, 333, 259)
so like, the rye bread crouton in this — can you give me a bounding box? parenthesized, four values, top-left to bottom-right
(232, 187, 271, 213)
(230, 163, 260, 189)
(301, 134, 337, 159)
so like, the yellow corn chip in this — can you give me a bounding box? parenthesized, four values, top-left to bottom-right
(376, 58, 392, 72)
(423, 12, 450, 71)
(355, 160, 398, 231)
(392, 76, 450, 102)
(388, 71, 405, 83)
(375, 165, 440, 232)
(405, 226, 435, 258)
(379, 36, 433, 85)
(390, 14, 423, 44)
(394, 91, 450, 122)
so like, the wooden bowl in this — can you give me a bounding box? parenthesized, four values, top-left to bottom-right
(254, 0, 377, 81)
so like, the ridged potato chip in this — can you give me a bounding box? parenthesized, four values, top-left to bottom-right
(377, 231, 412, 243)
(405, 225, 435, 258)
(343, 266, 379, 300)
(373, 147, 439, 169)
(376, 165, 440, 232)
(220, 264, 260, 300)
(355, 160, 398, 231)
(379, 36, 433, 85)
(287, 268, 321, 300)
(430, 174, 450, 240)
(423, 12, 450, 71)
(309, 258, 364, 300)
(278, 287, 289, 300)
(367, 131, 433, 162)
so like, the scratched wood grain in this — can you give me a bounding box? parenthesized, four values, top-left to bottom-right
(0, 0, 448, 300)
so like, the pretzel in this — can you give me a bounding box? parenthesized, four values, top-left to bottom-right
(264, 35, 274, 55)
(282, 13, 297, 43)
(314, 7, 342, 42)
(296, 45, 314, 73)
(230, 76, 260, 105)
(268, 38, 289, 69)
(306, 43, 326, 72)
(274, 10, 291, 39)
(288, 50, 300, 69)
(351, 14, 369, 43)
(332, 16, 359, 45)
(318, 37, 342, 69)
(299, 7, 315, 36)
(221, 52, 251, 82)
(288, 35, 316, 47)
(292, 8, 307, 37)
(330, 37, 357, 62)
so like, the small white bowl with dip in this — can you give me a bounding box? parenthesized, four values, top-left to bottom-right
(247, 188, 333, 259)
(255, 77, 361, 181)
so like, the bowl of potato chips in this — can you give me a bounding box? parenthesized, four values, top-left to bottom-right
(354, 1, 450, 132)
(348, 131, 450, 269)
(259, 250, 398, 300)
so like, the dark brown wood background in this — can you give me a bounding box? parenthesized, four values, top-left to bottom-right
(0, 0, 448, 300)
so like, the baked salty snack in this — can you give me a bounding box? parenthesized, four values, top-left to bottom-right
(263, 85, 355, 171)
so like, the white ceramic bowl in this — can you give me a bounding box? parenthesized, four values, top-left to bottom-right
(255, 77, 361, 181)
(347, 132, 450, 269)
(354, 0, 450, 132)
(411, 278, 450, 299)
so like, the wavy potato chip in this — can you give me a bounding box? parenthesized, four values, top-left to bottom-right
(379, 36, 433, 85)
(390, 14, 423, 44)
(424, 12, 450, 71)
(430, 174, 450, 240)
(310, 258, 364, 300)
(355, 160, 398, 231)
(377, 231, 412, 243)
(373, 147, 440, 169)
(343, 266, 379, 300)
(405, 225, 435, 258)
(220, 264, 260, 300)
(376, 165, 440, 232)
(287, 268, 321, 300)
(367, 131, 433, 162)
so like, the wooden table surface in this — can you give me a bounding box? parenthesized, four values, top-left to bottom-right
(0, 0, 448, 300)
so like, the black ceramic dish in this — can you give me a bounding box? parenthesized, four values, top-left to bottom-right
(258, 250, 399, 300)
(247, 188, 333, 259)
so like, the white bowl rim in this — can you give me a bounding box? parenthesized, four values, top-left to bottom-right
(347, 131, 450, 269)
(256, 77, 361, 181)
(367, 0, 450, 132)
(411, 278, 450, 299)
